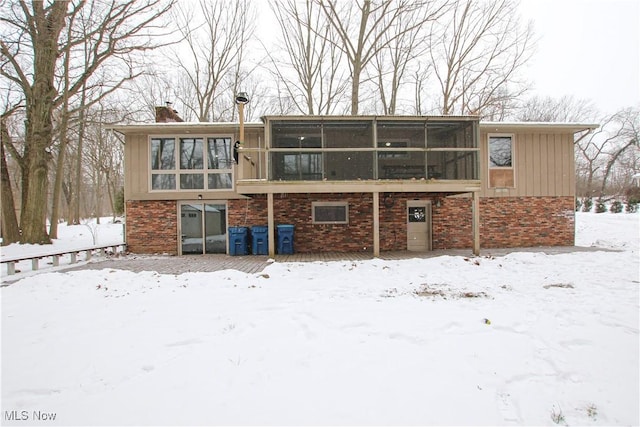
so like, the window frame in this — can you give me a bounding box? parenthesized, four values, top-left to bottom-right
(487, 133, 515, 189)
(149, 134, 234, 192)
(312, 201, 349, 225)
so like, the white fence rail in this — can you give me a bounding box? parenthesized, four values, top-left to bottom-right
(1, 243, 127, 276)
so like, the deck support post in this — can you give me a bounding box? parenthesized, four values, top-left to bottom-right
(267, 193, 275, 257)
(373, 192, 380, 257)
(472, 190, 481, 256)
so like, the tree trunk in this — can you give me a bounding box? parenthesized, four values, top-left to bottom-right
(20, 1, 68, 244)
(49, 111, 69, 238)
(350, 61, 361, 115)
(0, 134, 21, 245)
(72, 90, 87, 224)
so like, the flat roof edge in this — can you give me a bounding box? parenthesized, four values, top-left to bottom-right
(481, 121, 599, 131)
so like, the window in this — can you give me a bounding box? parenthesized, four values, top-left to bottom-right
(269, 119, 479, 181)
(150, 136, 233, 191)
(488, 135, 515, 188)
(408, 206, 426, 223)
(312, 202, 349, 224)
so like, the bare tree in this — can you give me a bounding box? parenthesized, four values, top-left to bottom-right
(316, 0, 446, 115)
(516, 95, 598, 122)
(267, 0, 349, 115)
(370, 3, 433, 115)
(576, 108, 640, 201)
(412, 64, 432, 115)
(596, 108, 639, 198)
(0, 0, 175, 244)
(429, 0, 534, 118)
(169, 0, 255, 122)
(83, 104, 125, 223)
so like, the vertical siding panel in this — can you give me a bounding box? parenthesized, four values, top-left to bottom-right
(540, 134, 548, 196)
(559, 133, 570, 195)
(547, 133, 556, 195)
(532, 134, 541, 196)
(516, 134, 527, 196)
(140, 135, 149, 193)
(132, 135, 141, 195)
(567, 133, 576, 196)
(134, 135, 146, 195)
(124, 139, 132, 199)
(128, 136, 137, 196)
(524, 134, 534, 196)
(555, 137, 569, 196)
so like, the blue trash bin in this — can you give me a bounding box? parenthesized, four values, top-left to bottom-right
(277, 224, 294, 254)
(228, 226, 249, 256)
(251, 226, 268, 255)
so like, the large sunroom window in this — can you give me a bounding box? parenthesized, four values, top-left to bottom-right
(150, 136, 233, 191)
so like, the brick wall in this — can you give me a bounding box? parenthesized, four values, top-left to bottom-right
(276, 193, 374, 252)
(228, 196, 268, 227)
(480, 196, 575, 247)
(229, 193, 375, 253)
(125, 195, 575, 254)
(433, 197, 473, 249)
(126, 200, 178, 254)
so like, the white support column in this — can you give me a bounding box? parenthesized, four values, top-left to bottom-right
(52, 255, 60, 267)
(31, 258, 39, 271)
(472, 190, 481, 256)
(267, 193, 275, 257)
(373, 192, 380, 257)
(7, 262, 16, 275)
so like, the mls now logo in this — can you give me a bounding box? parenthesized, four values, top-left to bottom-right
(4, 410, 57, 421)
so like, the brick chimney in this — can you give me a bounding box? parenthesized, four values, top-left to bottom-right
(155, 102, 184, 123)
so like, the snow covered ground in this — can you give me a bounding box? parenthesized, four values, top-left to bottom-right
(0, 219, 126, 280)
(1, 212, 638, 426)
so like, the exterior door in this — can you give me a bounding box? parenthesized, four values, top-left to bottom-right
(406, 200, 432, 252)
(180, 202, 227, 254)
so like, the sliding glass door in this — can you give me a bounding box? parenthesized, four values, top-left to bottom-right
(180, 203, 227, 254)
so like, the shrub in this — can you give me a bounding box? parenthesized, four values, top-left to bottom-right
(594, 199, 607, 213)
(575, 198, 582, 211)
(625, 186, 640, 213)
(609, 200, 623, 213)
(581, 198, 593, 212)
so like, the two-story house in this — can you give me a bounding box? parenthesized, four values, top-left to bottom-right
(112, 108, 597, 257)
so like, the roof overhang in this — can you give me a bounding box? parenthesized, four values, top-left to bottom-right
(480, 121, 599, 134)
(109, 118, 600, 135)
(262, 115, 480, 123)
(108, 122, 265, 135)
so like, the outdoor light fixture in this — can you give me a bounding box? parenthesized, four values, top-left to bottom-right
(235, 92, 250, 147)
(235, 92, 249, 105)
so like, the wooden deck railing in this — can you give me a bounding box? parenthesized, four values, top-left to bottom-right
(1, 243, 127, 276)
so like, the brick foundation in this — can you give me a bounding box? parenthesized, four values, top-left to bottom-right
(126, 195, 575, 254)
(480, 196, 575, 248)
(126, 200, 178, 254)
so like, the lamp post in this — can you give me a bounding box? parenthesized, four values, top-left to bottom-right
(235, 92, 249, 145)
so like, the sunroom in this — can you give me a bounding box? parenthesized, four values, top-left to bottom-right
(236, 116, 481, 194)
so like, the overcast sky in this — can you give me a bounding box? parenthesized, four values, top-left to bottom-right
(519, 0, 639, 114)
